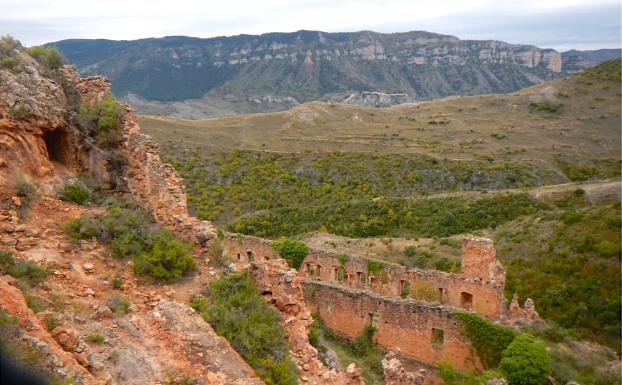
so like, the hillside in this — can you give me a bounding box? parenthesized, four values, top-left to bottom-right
(562, 48, 621, 73)
(143, 59, 621, 224)
(143, 61, 621, 360)
(50, 30, 564, 118)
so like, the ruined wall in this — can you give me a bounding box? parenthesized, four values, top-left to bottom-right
(299, 238, 506, 319)
(250, 259, 365, 385)
(304, 281, 483, 371)
(222, 233, 280, 264)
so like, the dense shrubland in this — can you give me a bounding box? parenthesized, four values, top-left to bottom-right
(495, 201, 621, 352)
(162, 147, 557, 224)
(191, 272, 298, 385)
(230, 193, 550, 238)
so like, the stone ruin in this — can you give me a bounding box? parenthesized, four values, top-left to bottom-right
(222, 234, 540, 371)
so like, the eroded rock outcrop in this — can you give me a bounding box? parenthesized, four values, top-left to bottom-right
(343, 91, 413, 108)
(250, 259, 364, 385)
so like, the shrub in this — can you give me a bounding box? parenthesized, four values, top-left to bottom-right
(25, 46, 64, 70)
(191, 272, 298, 385)
(13, 174, 37, 215)
(61, 182, 91, 205)
(0, 35, 21, 55)
(78, 96, 122, 147)
(44, 315, 59, 331)
(25, 295, 48, 313)
(8, 261, 49, 287)
(271, 238, 309, 269)
(529, 101, 562, 113)
(132, 230, 196, 282)
(367, 260, 384, 277)
(456, 312, 517, 368)
(409, 281, 439, 302)
(499, 334, 551, 385)
(0, 250, 15, 272)
(107, 294, 131, 316)
(1, 56, 20, 72)
(64, 206, 195, 282)
(64, 215, 99, 240)
(86, 334, 105, 344)
(111, 275, 123, 289)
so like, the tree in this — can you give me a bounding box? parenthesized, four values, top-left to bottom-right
(271, 238, 309, 269)
(499, 334, 551, 385)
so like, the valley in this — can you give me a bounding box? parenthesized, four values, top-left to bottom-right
(0, 30, 620, 385)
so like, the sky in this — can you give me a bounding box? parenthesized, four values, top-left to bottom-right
(1, 0, 620, 51)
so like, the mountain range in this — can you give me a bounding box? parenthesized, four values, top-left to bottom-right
(49, 30, 620, 118)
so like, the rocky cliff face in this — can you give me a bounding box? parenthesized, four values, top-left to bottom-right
(561, 48, 621, 73)
(50, 30, 563, 118)
(342, 91, 413, 108)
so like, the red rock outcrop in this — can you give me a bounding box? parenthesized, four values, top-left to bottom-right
(0, 276, 94, 383)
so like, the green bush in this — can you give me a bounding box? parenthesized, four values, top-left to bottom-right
(86, 333, 105, 344)
(0, 250, 15, 272)
(63, 206, 196, 282)
(1, 56, 20, 72)
(438, 363, 504, 385)
(271, 238, 309, 269)
(529, 101, 562, 113)
(107, 294, 131, 316)
(164, 147, 552, 226)
(64, 215, 99, 240)
(78, 95, 122, 148)
(0, 35, 20, 56)
(13, 174, 37, 215)
(61, 182, 91, 205)
(499, 204, 621, 351)
(231, 192, 550, 239)
(44, 315, 59, 331)
(25, 46, 64, 70)
(500, 334, 551, 385)
(191, 272, 298, 385)
(456, 312, 517, 369)
(8, 261, 49, 287)
(132, 230, 196, 282)
(367, 260, 384, 276)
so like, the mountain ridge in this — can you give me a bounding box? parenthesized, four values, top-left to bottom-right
(49, 29, 567, 118)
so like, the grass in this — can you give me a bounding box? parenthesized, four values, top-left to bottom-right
(141, 61, 620, 182)
(0, 252, 49, 288)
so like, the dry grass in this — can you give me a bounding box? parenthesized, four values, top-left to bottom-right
(140, 65, 621, 175)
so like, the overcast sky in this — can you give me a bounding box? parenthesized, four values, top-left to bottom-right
(2, 0, 620, 51)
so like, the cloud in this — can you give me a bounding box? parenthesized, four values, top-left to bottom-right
(0, 0, 619, 50)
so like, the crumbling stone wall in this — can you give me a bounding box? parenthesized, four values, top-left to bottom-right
(299, 238, 506, 319)
(221, 233, 280, 264)
(304, 280, 484, 371)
